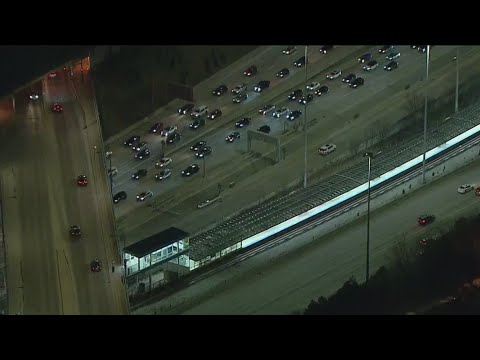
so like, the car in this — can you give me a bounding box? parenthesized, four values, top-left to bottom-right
(113, 191, 127, 203)
(182, 164, 200, 176)
(319, 143, 337, 155)
(235, 117, 251, 128)
(288, 89, 303, 101)
(105, 151, 113, 158)
(29, 93, 39, 100)
(417, 215, 436, 226)
(363, 60, 378, 71)
(212, 85, 228, 96)
(410, 45, 418, 49)
(314, 86, 329, 96)
(384, 61, 398, 71)
(135, 148, 151, 159)
(276, 68, 290, 78)
(232, 93, 248, 103)
(207, 109, 222, 120)
(231, 83, 247, 95)
(457, 184, 474, 194)
(149, 122, 164, 134)
(244, 65, 257, 77)
(124, 135, 140, 147)
(254, 80, 270, 92)
(190, 118, 206, 129)
(133, 141, 148, 152)
(70, 225, 82, 237)
(196, 146, 212, 158)
(350, 77, 365, 88)
(286, 110, 302, 121)
(190, 141, 206, 151)
(258, 125, 271, 134)
(273, 107, 289, 118)
(320, 45, 333, 54)
(161, 126, 177, 137)
(132, 169, 148, 180)
(52, 102, 63, 113)
(358, 53, 372, 63)
(386, 52, 401, 60)
(306, 82, 320, 91)
(77, 175, 88, 186)
(48, 71, 58, 79)
(259, 104, 276, 115)
(156, 157, 172, 168)
(342, 73, 357, 83)
(225, 132, 241, 142)
(417, 45, 432, 53)
(90, 259, 102, 272)
(298, 94, 314, 105)
(108, 167, 118, 177)
(137, 191, 153, 201)
(166, 133, 181, 144)
(178, 103, 194, 115)
(155, 169, 172, 181)
(378, 45, 393, 54)
(191, 105, 209, 118)
(327, 70, 342, 80)
(294, 56, 306, 67)
(283, 46, 296, 55)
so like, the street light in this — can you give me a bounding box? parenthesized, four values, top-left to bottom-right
(455, 46, 459, 113)
(303, 45, 308, 189)
(422, 45, 430, 185)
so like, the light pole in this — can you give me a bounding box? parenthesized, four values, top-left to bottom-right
(303, 45, 308, 189)
(422, 45, 430, 185)
(202, 156, 206, 179)
(455, 46, 459, 113)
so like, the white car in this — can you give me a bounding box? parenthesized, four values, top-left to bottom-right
(156, 157, 172, 168)
(161, 125, 177, 137)
(306, 82, 321, 91)
(457, 184, 474, 194)
(326, 70, 342, 80)
(190, 105, 208, 118)
(231, 83, 247, 95)
(363, 61, 379, 71)
(259, 104, 276, 115)
(137, 191, 153, 201)
(319, 143, 337, 155)
(155, 169, 172, 181)
(108, 167, 118, 176)
(386, 52, 401, 60)
(273, 107, 289, 118)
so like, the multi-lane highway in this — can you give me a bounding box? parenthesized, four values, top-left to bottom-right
(0, 67, 128, 314)
(134, 157, 480, 315)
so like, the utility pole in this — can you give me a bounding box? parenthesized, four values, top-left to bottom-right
(455, 46, 459, 113)
(422, 45, 430, 185)
(303, 45, 308, 189)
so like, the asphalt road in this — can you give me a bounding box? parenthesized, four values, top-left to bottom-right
(169, 157, 480, 314)
(0, 68, 128, 314)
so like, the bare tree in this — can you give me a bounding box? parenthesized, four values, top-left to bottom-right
(405, 90, 423, 121)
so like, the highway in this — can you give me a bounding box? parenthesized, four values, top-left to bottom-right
(0, 67, 128, 314)
(134, 157, 480, 315)
(108, 45, 480, 246)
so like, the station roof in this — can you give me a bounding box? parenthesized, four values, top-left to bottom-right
(125, 227, 189, 258)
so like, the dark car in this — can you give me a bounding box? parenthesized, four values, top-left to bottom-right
(124, 136, 140, 147)
(196, 146, 212, 158)
(287, 110, 302, 121)
(254, 80, 270, 93)
(207, 109, 222, 120)
(149, 122, 164, 134)
(417, 215, 435, 226)
(212, 85, 228, 96)
(342, 73, 357, 83)
(417, 45, 433, 53)
(70, 225, 82, 237)
(320, 45, 333, 54)
(225, 132, 241, 142)
(113, 191, 127, 203)
(166, 133, 181, 144)
(235, 117, 251, 128)
(288, 89, 303, 101)
(294, 56, 306, 67)
(358, 53, 372, 63)
(384, 61, 398, 71)
(298, 94, 314, 105)
(52, 102, 63, 113)
(350, 77, 365, 88)
(378, 45, 393, 54)
(181, 164, 200, 176)
(244, 65, 257, 77)
(135, 148, 151, 160)
(190, 118, 206, 129)
(314, 86, 329, 96)
(77, 175, 88, 186)
(258, 125, 271, 134)
(276, 68, 290, 78)
(90, 259, 102, 272)
(132, 169, 148, 180)
(191, 140, 207, 151)
(232, 93, 248, 103)
(178, 103, 195, 115)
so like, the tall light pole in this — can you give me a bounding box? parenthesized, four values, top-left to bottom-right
(303, 45, 308, 189)
(422, 45, 430, 185)
(202, 156, 206, 179)
(364, 151, 373, 283)
(455, 46, 459, 113)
